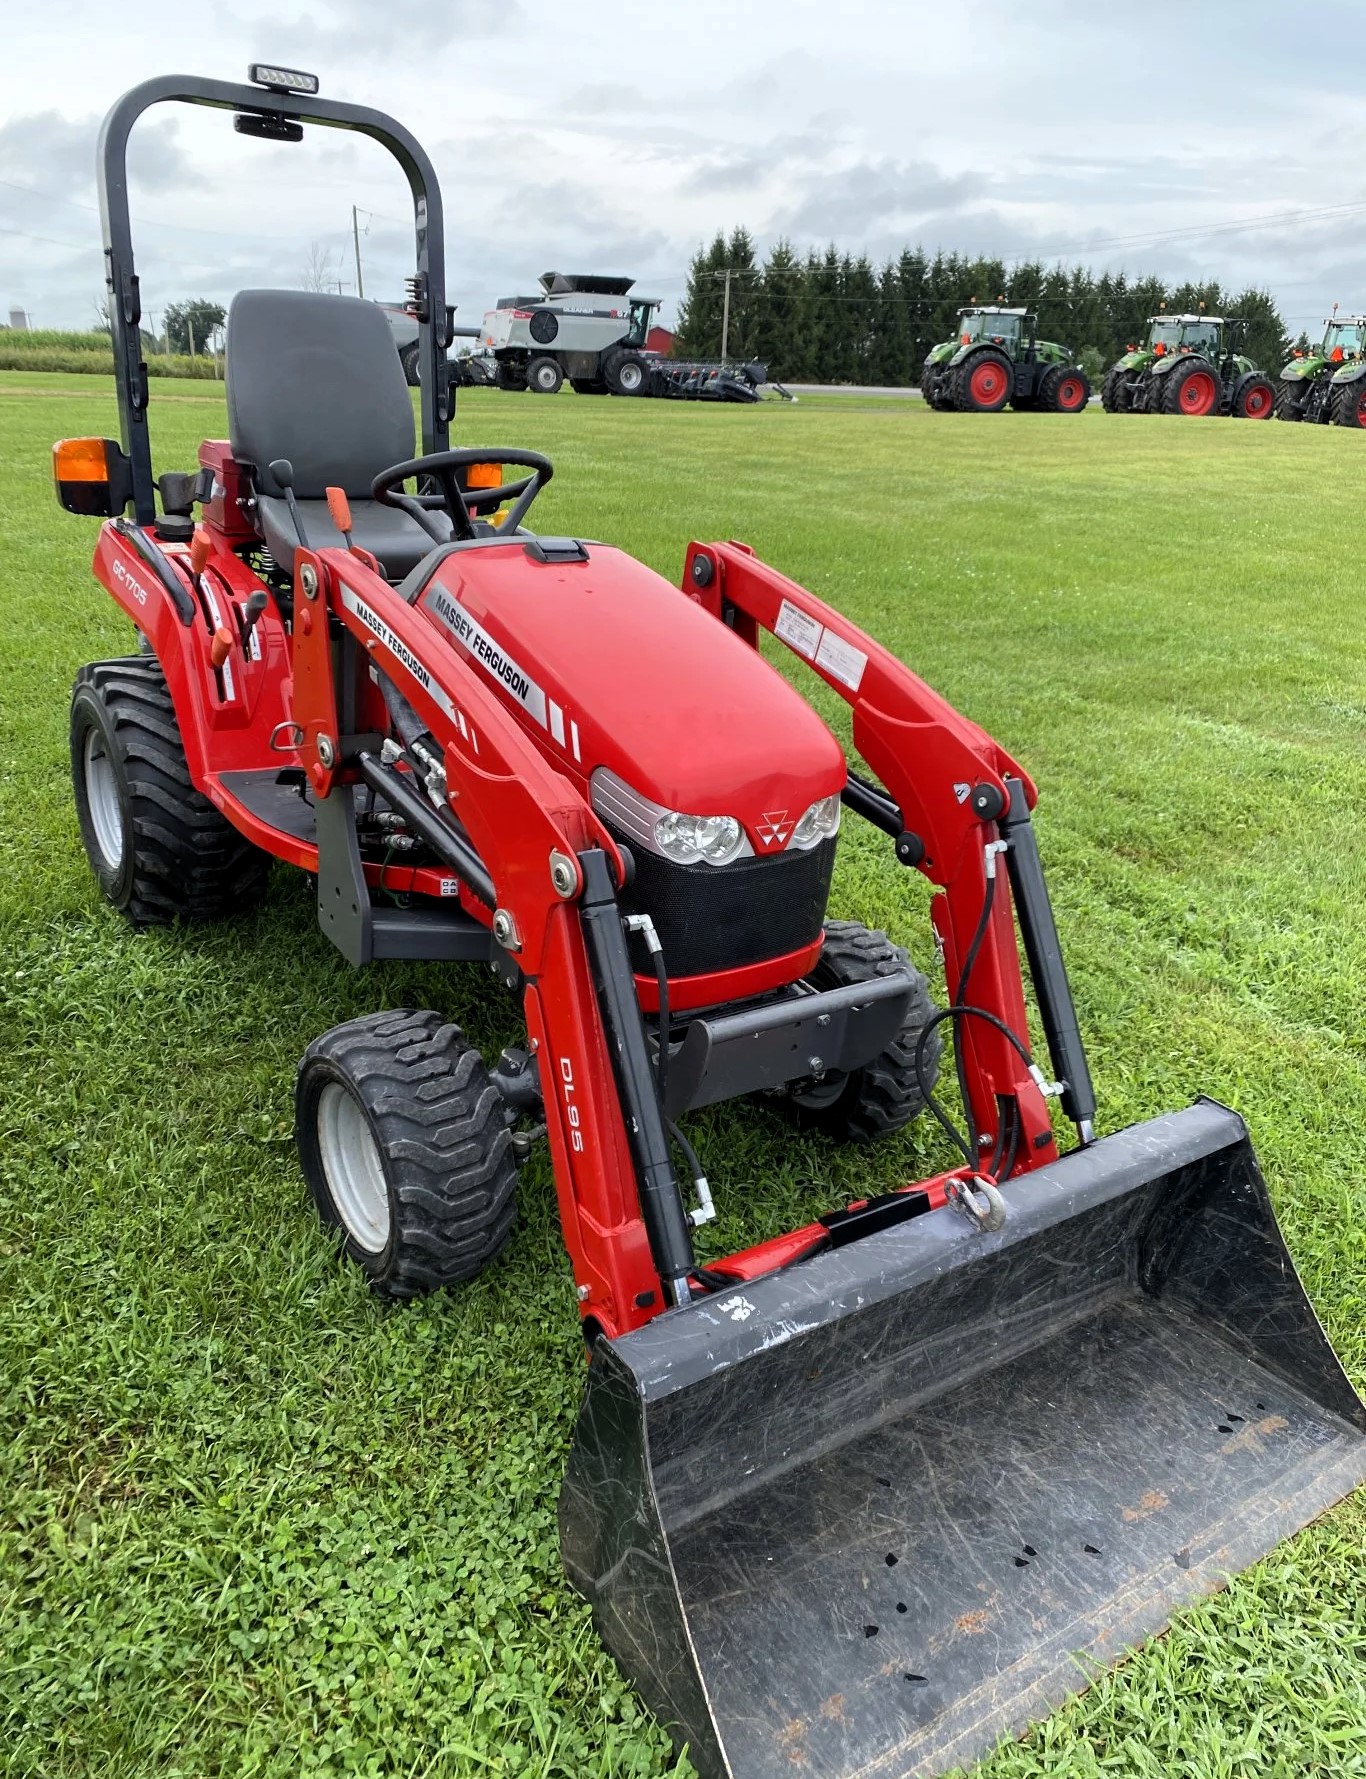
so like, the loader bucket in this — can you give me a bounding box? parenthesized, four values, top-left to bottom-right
(560, 1100, 1366, 1779)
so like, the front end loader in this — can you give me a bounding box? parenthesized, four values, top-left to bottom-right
(1276, 312, 1366, 426)
(1102, 313, 1274, 418)
(53, 67, 1366, 1779)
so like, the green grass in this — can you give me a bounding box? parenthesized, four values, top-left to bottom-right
(1, 371, 1363, 1778)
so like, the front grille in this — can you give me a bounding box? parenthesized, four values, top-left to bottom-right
(617, 834, 836, 977)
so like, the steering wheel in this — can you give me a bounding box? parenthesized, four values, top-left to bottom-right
(372, 448, 554, 544)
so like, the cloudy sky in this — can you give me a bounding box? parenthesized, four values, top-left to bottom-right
(3, 0, 1365, 339)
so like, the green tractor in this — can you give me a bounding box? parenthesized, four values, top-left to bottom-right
(1275, 313, 1366, 427)
(920, 306, 1091, 413)
(1101, 314, 1274, 419)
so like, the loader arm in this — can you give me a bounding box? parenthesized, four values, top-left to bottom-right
(683, 540, 1097, 1166)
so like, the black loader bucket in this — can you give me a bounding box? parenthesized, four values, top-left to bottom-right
(560, 1101, 1366, 1779)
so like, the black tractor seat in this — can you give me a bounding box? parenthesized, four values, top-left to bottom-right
(226, 288, 444, 580)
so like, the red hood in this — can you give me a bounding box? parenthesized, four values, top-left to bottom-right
(415, 542, 845, 847)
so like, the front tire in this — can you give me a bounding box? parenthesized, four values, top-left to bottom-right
(1232, 372, 1274, 419)
(1100, 366, 1127, 413)
(70, 657, 269, 926)
(781, 922, 943, 1143)
(1274, 379, 1304, 421)
(399, 342, 421, 386)
(1040, 365, 1090, 412)
(296, 1009, 517, 1299)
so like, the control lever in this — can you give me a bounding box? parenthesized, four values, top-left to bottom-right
(268, 457, 310, 549)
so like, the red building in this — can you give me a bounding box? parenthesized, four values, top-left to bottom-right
(646, 325, 675, 356)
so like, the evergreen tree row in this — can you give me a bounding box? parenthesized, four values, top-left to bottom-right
(672, 229, 1290, 385)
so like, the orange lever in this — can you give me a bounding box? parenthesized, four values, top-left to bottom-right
(326, 486, 354, 543)
(209, 626, 235, 668)
(190, 526, 211, 578)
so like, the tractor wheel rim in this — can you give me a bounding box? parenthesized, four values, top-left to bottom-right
(1246, 385, 1271, 417)
(317, 1082, 391, 1253)
(970, 362, 1004, 403)
(1182, 371, 1217, 414)
(1356, 389, 1366, 425)
(83, 727, 125, 871)
(1058, 377, 1085, 409)
(620, 362, 642, 391)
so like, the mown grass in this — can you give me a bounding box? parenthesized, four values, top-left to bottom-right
(1, 371, 1363, 1778)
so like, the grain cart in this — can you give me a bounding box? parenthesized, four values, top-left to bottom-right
(53, 64, 1366, 1779)
(482, 272, 659, 394)
(920, 305, 1090, 413)
(1101, 314, 1274, 417)
(1275, 312, 1366, 426)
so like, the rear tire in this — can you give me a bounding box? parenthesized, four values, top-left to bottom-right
(1161, 359, 1220, 416)
(1232, 372, 1274, 419)
(527, 355, 564, 395)
(1040, 365, 1090, 412)
(781, 922, 942, 1143)
(1331, 378, 1366, 428)
(604, 350, 648, 396)
(296, 1009, 517, 1299)
(1100, 366, 1127, 413)
(952, 349, 1012, 412)
(70, 657, 269, 926)
(399, 342, 421, 386)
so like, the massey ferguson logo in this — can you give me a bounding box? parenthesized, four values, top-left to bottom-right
(756, 810, 792, 848)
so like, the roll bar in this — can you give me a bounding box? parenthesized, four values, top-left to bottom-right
(98, 72, 451, 524)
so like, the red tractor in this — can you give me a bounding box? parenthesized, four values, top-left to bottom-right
(54, 67, 1366, 1779)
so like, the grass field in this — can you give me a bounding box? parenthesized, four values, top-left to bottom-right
(2, 370, 1364, 1779)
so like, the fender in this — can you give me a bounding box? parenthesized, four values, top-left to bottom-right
(1330, 359, 1366, 387)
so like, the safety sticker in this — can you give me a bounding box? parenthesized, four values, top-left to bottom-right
(775, 598, 822, 660)
(815, 628, 868, 692)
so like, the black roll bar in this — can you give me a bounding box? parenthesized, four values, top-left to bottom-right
(97, 73, 451, 524)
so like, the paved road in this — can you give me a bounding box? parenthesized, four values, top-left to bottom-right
(785, 383, 922, 398)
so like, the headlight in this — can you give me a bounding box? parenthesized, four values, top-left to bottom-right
(591, 768, 753, 867)
(655, 810, 744, 864)
(790, 793, 842, 850)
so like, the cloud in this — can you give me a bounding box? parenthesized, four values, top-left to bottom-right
(0, 109, 190, 196)
(261, 0, 516, 55)
(774, 159, 986, 240)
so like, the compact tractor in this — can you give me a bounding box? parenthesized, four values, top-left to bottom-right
(54, 67, 1366, 1779)
(1275, 311, 1366, 425)
(920, 305, 1091, 413)
(1101, 313, 1274, 418)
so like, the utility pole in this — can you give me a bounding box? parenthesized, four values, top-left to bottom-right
(719, 267, 732, 362)
(352, 205, 366, 299)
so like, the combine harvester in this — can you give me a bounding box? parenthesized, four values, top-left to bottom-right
(482, 272, 790, 402)
(56, 65, 1366, 1779)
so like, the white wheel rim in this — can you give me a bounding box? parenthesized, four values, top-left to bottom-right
(317, 1081, 391, 1253)
(83, 726, 125, 871)
(621, 363, 642, 390)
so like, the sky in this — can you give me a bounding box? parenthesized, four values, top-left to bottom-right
(3, 0, 1366, 341)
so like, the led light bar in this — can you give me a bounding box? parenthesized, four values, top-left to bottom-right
(247, 63, 320, 95)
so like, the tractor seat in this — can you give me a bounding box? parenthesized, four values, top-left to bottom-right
(226, 288, 443, 580)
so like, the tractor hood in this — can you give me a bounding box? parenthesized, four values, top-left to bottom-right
(414, 542, 846, 849)
(1114, 348, 1154, 371)
(1280, 356, 1326, 382)
(925, 339, 957, 365)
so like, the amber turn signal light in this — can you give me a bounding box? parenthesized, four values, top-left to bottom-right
(52, 437, 133, 517)
(465, 462, 502, 489)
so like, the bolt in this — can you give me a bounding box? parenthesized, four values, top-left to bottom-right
(978, 1132, 994, 1148)
(549, 850, 578, 898)
(316, 733, 336, 768)
(690, 554, 714, 587)
(492, 909, 521, 951)
(807, 1056, 825, 1076)
(576, 1284, 590, 1302)
(300, 563, 318, 600)
(816, 1013, 831, 1027)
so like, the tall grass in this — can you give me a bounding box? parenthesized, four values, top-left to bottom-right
(0, 330, 219, 378)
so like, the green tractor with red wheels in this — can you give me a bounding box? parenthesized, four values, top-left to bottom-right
(920, 306, 1090, 414)
(1101, 313, 1274, 419)
(1275, 312, 1366, 426)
